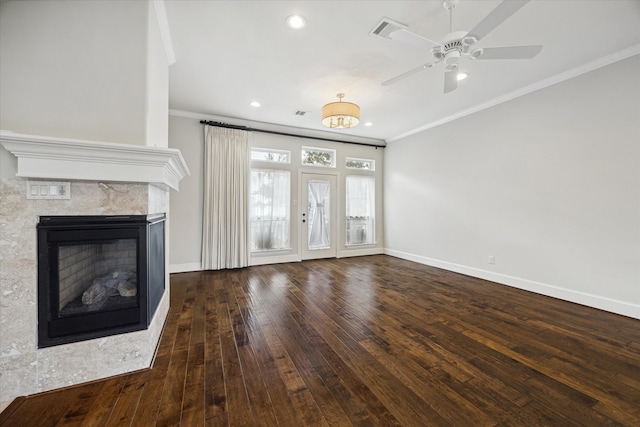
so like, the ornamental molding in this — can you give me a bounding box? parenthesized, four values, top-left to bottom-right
(0, 131, 190, 191)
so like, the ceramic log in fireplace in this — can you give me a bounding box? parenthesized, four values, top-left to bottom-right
(37, 214, 166, 348)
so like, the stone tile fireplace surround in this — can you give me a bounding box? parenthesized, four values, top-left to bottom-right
(0, 131, 189, 405)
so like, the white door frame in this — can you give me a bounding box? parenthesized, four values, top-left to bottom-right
(299, 171, 339, 260)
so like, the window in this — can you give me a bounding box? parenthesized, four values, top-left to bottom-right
(251, 148, 290, 163)
(250, 169, 291, 251)
(301, 146, 336, 168)
(346, 157, 375, 171)
(345, 176, 375, 245)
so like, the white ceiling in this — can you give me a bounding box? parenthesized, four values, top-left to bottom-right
(165, 0, 640, 143)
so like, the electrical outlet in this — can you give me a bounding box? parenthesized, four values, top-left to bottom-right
(488, 255, 495, 265)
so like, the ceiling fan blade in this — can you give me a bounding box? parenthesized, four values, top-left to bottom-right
(443, 68, 458, 93)
(389, 29, 441, 51)
(381, 62, 435, 86)
(472, 45, 542, 60)
(466, 0, 530, 43)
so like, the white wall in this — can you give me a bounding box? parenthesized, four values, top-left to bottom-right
(168, 114, 385, 272)
(384, 55, 640, 319)
(146, 2, 170, 148)
(168, 115, 204, 270)
(0, 0, 148, 145)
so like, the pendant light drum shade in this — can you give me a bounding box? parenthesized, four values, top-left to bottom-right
(321, 93, 360, 129)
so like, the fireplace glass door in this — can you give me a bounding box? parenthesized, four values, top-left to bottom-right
(38, 215, 165, 348)
(56, 238, 139, 317)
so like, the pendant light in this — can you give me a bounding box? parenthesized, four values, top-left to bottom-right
(321, 93, 360, 129)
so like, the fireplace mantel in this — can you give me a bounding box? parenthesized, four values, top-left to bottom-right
(0, 130, 190, 190)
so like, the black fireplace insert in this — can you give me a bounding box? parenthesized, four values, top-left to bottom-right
(37, 214, 166, 348)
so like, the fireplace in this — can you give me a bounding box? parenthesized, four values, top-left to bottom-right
(37, 214, 166, 348)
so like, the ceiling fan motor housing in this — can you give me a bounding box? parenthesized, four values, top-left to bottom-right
(433, 30, 466, 59)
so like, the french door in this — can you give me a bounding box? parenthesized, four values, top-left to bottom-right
(300, 173, 337, 260)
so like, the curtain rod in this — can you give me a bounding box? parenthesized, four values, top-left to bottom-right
(200, 120, 385, 149)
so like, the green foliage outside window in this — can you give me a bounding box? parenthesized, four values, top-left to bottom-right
(346, 160, 369, 169)
(302, 150, 333, 166)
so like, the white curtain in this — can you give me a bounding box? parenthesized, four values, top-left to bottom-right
(202, 126, 250, 269)
(346, 176, 375, 245)
(308, 181, 330, 249)
(250, 169, 290, 251)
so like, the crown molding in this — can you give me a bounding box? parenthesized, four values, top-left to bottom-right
(388, 45, 640, 142)
(0, 131, 190, 191)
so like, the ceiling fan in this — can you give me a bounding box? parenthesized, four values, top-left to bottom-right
(375, 0, 543, 93)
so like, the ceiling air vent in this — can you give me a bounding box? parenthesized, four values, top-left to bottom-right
(369, 17, 407, 40)
(294, 110, 308, 116)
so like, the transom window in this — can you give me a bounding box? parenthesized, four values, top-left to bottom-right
(251, 148, 290, 163)
(346, 157, 375, 171)
(301, 146, 336, 168)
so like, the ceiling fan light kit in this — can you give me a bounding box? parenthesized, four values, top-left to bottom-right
(376, 0, 543, 93)
(321, 93, 360, 129)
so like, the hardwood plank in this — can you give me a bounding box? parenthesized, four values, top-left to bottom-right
(224, 375, 255, 426)
(235, 344, 279, 427)
(52, 382, 105, 426)
(245, 329, 303, 426)
(103, 372, 149, 427)
(203, 272, 226, 421)
(180, 342, 206, 426)
(75, 376, 128, 427)
(180, 279, 207, 426)
(155, 348, 189, 426)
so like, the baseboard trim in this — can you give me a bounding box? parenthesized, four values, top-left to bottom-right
(384, 249, 640, 320)
(250, 254, 300, 266)
(338, 247, 385, 258)
(169, 262, 201, 273)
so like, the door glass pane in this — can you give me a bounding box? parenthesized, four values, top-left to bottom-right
(250, 169, 291, 251)
(346, 176, 375, 245)
(308, 180, 331, 250)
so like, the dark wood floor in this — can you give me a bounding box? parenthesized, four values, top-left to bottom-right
(2, 255, 639, 426)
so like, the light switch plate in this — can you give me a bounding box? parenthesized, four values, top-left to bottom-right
(27, 181, 71, 199)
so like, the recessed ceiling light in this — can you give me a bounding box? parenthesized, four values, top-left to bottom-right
(250, 101, 261, 107)
(457, 72, 468, 81)
(364, 122, 373, 127)
(286, 15, 306, 30)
